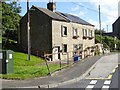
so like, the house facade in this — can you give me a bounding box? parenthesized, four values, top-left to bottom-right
(113, 17, 120, 39)
(18, 2, 95, 61)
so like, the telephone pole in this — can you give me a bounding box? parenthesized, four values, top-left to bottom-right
(99, 5, 102, 44)
(106, 25, 108, 33)
(27, 0, 31, 60)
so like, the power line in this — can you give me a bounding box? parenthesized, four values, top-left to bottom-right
(72, 2, 117, 18)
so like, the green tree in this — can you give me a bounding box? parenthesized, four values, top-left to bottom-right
(2, 2, 21, 41)
(0, 2, 2, 37)
(95, 35, 120, 51)
(9, 1, 21, 13)
(95, 29, 105, 35)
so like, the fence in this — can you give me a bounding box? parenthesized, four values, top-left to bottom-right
(43, 47, 96, 75)
(19, 45, 98, 76)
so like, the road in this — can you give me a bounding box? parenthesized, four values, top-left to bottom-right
(110, 65, 119, 89)
(57, 53, 119, 89)
(57, 66, 119, 89)
(1, 53, 119, 89)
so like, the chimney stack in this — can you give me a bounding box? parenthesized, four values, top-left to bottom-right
(47, 0, 56, 12)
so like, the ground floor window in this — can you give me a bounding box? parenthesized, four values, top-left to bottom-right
(62, 44, 67, 52)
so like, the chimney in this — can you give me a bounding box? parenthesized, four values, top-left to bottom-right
(47, 0, 56, 12)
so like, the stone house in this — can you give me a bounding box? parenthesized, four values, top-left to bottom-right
(18, 2, 95, 61)
(113, 17, 120, 39)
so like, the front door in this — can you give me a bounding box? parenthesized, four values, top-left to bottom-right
(53, 47, 60, 61)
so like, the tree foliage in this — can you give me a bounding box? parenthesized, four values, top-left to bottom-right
(95, 35, 120, 51)
(95, 29, 105, 35)
(0, 2, 2, 37)
(9, 1, 21, 13)
(2, 1, 21, 41)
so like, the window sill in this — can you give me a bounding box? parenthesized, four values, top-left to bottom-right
(83, 36, 87, 39)
(83, 36, 94, 39)
(62, 52, 67, 55)
(62, 35, 67, 37)
(88, 36, 94, 39)
(73, 36, 79, 39)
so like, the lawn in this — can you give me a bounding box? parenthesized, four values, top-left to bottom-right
(0, 52, 61, 80)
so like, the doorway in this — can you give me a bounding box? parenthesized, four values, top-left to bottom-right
(53, 46, 60, 60)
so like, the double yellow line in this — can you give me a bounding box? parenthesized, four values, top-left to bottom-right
(107, 64, 119, 79)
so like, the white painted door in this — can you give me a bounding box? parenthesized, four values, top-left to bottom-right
(54, 48, 59, 60)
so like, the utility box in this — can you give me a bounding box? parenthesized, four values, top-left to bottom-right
(0, 50, 14, 74)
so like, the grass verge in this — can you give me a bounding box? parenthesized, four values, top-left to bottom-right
(0, 52, 64, 80)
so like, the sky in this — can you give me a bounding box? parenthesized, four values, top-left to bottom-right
(16, 0, 120, 32)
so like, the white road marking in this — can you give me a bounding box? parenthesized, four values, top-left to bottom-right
(102, 85, 110, 88)
(104, 80, 111, 85)
(86, 85, 94, 88)
(85, 79, 111, 89)
(90, 80, 97, 84)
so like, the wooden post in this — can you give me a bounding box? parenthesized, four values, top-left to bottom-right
(59, 52, 61, 70)
(67, 52, 69, 65)
(45, 56, 51, 76)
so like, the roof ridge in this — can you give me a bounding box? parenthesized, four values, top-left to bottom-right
(31, 5, 94, 26)
(55, 12, 71, 22)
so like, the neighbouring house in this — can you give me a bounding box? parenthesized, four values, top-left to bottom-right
(113, 16, 120, 39)
(18, 2, 95, 61)
(102, 32, 114, 37)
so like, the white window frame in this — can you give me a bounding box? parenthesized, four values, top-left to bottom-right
(89, 29, 91, 37)
(61, 25, 67, 37)
(82, 29, 84, 36)
(73, 28, 78, 36)
(85, 29, 87, 36)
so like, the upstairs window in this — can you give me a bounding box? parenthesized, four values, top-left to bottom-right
(85, 29, 87, 36)
(90, 30, 92, 37)
(82, 29, 87, 36)
(89, 30, 93, 37)
(73, 28, 79, 39)
(61, 25, 67, 37)
(73, 28, 78, 36)
(82, 29, 85, 36)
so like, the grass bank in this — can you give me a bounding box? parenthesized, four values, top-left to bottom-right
(0, 52, 61, 80)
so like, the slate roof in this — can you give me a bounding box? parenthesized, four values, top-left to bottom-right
(32, 6, 94, 26)
(33, 6, 69, 22)
(57, 12, 94, 26)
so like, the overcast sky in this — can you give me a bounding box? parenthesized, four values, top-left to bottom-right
(18, 0, 119, 32)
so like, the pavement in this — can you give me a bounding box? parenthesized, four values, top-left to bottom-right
(1, 52, 119, 89)
(85, 53, 118, 79)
